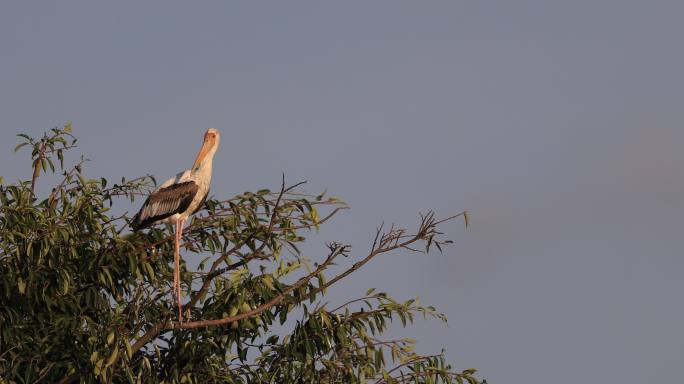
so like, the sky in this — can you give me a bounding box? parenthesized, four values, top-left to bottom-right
(1, 1, 683, 382)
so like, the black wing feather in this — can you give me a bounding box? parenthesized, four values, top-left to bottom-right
(191, 189, 209, 215)
(131, 181, 199, 231)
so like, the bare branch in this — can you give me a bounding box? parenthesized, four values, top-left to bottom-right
(297, 211, 461, 303)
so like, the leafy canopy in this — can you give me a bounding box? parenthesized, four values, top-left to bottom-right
(0, 126, 481, 384)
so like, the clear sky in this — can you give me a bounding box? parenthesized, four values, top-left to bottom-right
(2, 2, 683, 383)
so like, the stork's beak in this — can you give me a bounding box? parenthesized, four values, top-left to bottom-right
(192, 133, 214, 170)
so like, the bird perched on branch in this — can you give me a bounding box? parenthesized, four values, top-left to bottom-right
(132, 128, 220, 323)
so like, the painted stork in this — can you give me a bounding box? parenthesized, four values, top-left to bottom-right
(132, 128, 220, 323)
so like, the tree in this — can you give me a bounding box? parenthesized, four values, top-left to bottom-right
(0, 126, 481, 384)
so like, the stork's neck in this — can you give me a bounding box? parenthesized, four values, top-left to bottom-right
(192, 155, 214, 181)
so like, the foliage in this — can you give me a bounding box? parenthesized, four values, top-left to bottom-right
(0, 126, 481, 383)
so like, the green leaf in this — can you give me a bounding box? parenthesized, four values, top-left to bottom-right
(13, 142, 28, 152)
(143, 262, 155, 282)
(124, 338, 133, 360)
(266, 335, 279, 344)
(105, 346, 118, 366)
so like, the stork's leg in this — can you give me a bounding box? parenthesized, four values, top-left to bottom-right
(176, 219, 186, 322)
(174, 220, 182, 324)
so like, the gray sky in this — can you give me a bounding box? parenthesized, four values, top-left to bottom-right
(2, 2, 683, 382)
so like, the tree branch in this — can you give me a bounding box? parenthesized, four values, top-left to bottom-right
(176, 243, 345, 329)
(294, 211, 465, 304)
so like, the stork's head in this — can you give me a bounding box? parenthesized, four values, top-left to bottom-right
(192, 128, 221, 170)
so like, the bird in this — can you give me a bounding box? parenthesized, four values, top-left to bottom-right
(131, 128, 220, 323)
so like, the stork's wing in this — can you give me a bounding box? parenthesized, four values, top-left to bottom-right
(131, 181, 199, 230)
